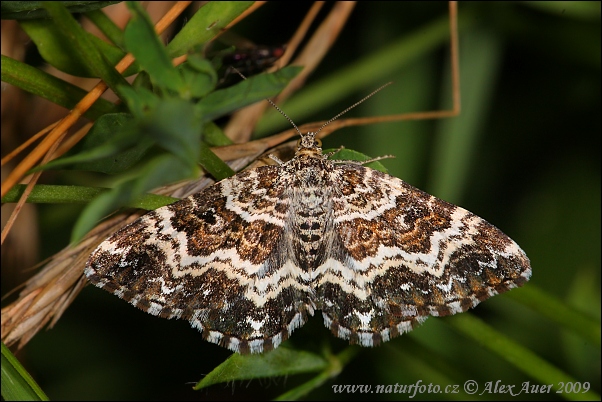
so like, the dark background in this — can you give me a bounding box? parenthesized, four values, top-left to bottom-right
(5, 2, 600, 400)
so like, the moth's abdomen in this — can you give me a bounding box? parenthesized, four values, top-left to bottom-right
(291, 186, 332, 270)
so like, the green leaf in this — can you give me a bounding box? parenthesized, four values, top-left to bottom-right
(179, 55, 217, 98)
(18, 6, 138, 79)
(73, 113, 153, 174)
(140, 98, 203, 167)
(123, 1, 185, 93)
(166, 2, 254, 58)
(194, 347, 329, 390)
(38, 96, 204, 175)
(196, 66, 303, 122)
(326, 148, 389, 173)
(84, 8, 125, 49)
(1, 1, 120, 20)
(0, 55, 115, 121)
(198, 142, 234, 181)
(37, 2, 130, 93)
(430, 30, 502, 203)
(274, 348, 359, 401)
(1, 184, 178, 210)
(34, 113, 154, 174)
(202, 121, 233, 147)
(118, 85, 159, 118)
(524, 1, 602, 20)
(1, 342, 48, 401)
(507, 284, 601, 346)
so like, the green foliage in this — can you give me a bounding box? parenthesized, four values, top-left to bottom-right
(1, 342, 48, 401)
(194, 347, 329, 390)
(8, 2, 300, 243)
(0, 1, 120, 20)
(165, 2, 254, 58)
(0, 55, 116, 120)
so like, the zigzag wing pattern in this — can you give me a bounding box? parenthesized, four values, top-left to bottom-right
(317, 164, 531, 347)
(86, 166, 315, 354)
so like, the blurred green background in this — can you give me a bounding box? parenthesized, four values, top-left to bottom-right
(6, 1, 600, 400)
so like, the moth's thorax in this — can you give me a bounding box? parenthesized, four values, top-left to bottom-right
(287, 151, 332, 183)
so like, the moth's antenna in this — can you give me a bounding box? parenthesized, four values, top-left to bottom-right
(230, 67, 303, 137)
(264, 98, 303, 137)
(314, 82, 393, 137)
(230, 67, 391, 138)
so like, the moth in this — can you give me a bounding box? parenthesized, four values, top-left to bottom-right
(86, 86, 531, 354)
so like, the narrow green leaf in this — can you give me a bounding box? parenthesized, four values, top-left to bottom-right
(20, 17, 138, 77)
(72, 189, 133, 243)
(84, 8, 125, 49)
(1, 342, 48, 401)
(198, 143, 235, 181)
(1, 1, 120, 20)
(124, 1, 185, 93)
(274, 347, 359, 401)
(0, 55, 115, 120)
(33, 113, 153, 173)
(1, 184, 178, 209)
(39, 1, 130, 93)
(127, 193, 178, 211)
(179, 55, 217, 98)
(72, 113, 154, 174)
(127, 155, 197, 198)
(430, 30, 502, 203)
(524, 1, 602, 20)
(448, 314, 601, 401)
(166, 2, 254, 58)
(131, 70, 153, 91)
(2, 184, 105, 204)
(194, 347, 328, 390)
(40, 98, 203, 175)
(196, 66, 303, 122)
(141, 98, 203, 166)
(202, 122, 233, 147)
(507, 284, 601, 346)
(118, 85, 159, 118)
(327, 148, 389, 173)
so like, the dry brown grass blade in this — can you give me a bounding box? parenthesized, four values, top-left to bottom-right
(1, 123, 94, 246)
(225, 1, 355, 143)
(1, 127, 68, 245)
(1, 215, 143, 348)
(279, 2, 357, 102)
(274, 2, 326, 68)
(0, 122, 58, 166)
(51, 122, 94, 160)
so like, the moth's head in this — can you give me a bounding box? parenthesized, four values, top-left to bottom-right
(295, 133, 323, 157)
